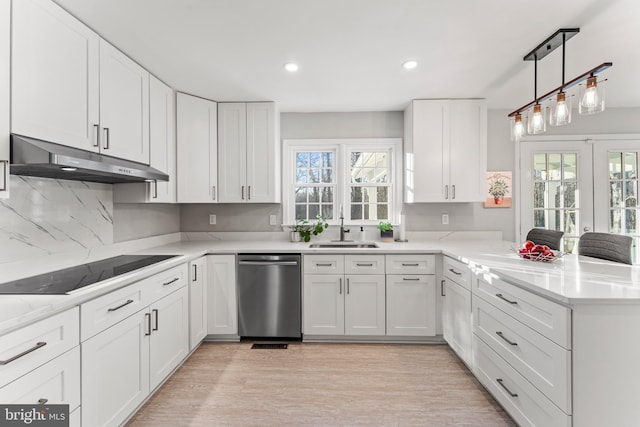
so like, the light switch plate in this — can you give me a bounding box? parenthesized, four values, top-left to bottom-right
(269, 215, 277, 225)
(209, 214, 216, 225)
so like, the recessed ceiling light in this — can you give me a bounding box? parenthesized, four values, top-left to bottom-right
(60, 167, 77, 171)
(402, 60, 418, 70)
(283, 63, 299, 72)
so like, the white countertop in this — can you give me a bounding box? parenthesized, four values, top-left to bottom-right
(2, 234, 640, 335)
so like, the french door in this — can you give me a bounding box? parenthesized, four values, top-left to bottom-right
(520, 141, 594, 253)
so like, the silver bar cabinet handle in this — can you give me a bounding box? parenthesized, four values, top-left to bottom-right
(356, 263, 373, 267)
(241, 186, 245, 200)
(103, 127, 110, 149)
(107, 299, 134, 312)
(151, 180, 158, 199)
(452, 184, 456, 200)
(444, 185, 449, 200)
(496, 293, 518, 305)
(145, 313, 151, 336)
(339, 278, 342, 295)
(193, 264, 197, 281)
(93, 124, 100, 147)
(496, 378, 518, 397)
(403, 277, 420, 281)
(449, 268, 462, 276)
(402, 263, 419, 266)
(441, 279, 446, 296)
(212, 186, 216, 200)
(163, 277, 179, 286)
(153, 309, 159, 331)
(496, 331, 518, 346)
(0, 342, 47, 365)
(248, 185, 251, 200)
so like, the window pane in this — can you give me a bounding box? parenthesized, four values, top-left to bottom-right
(547, 182, 561, 209)
(564, 238, 577, 254)
(564, 183, 576, 208)
(533, 154, 547, 180)
(321, 205, 333, 219)
(564, 210, 578, 235)
(322, 187, 333, 203)
(625, 181, 637, 207)
(296, 168, 308, 184)
(351, 187, 363, 203)
(351, 204, 362, 220)
(609, 152, 622, 180)
(610, 181, 622, 208)
(534, 210, 545, 227)
(610, 210, 622, 233)
(309, 187, 319, 203)
(322, 152, 333, 168)
(563, 154, 577, 180)
(534, 182, 545, 208)
(310, 152, 320, 168)
(626, 209, 637, 234)
(322, 169, 333, 182)
(624, 153, 637, 179)
(295, 187, 307, 203)
(350, 152, 363, 168)
(377, 204, 389, 219)
(296, 152, 308, 168)
(548, 154, 562, 180)
(308, 205, 319, 219)
(295, 205, 306, 221)
(377, 187, 388, 203)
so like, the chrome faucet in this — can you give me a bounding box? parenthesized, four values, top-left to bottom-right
(339, 214, 350, 241)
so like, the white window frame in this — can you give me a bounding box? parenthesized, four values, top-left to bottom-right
(283, 138, 403, 226)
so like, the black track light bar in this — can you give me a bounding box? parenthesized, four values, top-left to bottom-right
(524, 28, 580, 61)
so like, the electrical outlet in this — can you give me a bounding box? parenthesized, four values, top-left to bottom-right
(269, 215, 277, 225)
(442, 214, 449, 225)
(209, 214, 216, 225)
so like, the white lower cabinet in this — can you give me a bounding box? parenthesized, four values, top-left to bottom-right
(386, 274, 436, 336)
(207, 255, 237, 336)
(442, 278, 472, 364)
(344, 275, 386, 336)
(303, 274, 344, 335)
(189, 256, 208, 349)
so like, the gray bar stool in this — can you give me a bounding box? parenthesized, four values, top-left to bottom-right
(578, 232, 633, 265)
(526, 228, 564, 251)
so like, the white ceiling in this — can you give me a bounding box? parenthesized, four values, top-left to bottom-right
(54, 0, 640, 112)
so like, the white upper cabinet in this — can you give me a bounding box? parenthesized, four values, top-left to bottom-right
(176, 93, 218, 203)
(0, 0, 9, 198)
(113, 75, 176, 203)
(11, 0, 150, 164)
(218, 102, 280, 203)
(11, 0, 100, 151)
(98, 39, 149, 163)
(404, 99, 487, 203)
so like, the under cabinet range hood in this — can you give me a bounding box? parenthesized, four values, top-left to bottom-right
(10, 134, 169, 184)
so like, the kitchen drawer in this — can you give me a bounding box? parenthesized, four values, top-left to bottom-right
(474, 273, 571, 349)
(0, 307, 79, 386)
(304, 255, 344, 275)
(474, 337, 571, 427)
(473, 296, 571, 413)
(345, 255, 385, 275)
(144, 263, 188, 304)
(0, 347, 80, 411)
(443, 256, 472, 290)
(385, 254, 435, 275)
(80, 280, 147, 341)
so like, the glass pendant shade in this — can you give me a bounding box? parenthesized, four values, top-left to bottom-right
(527, 104, 546, 134)
(550, 91, 572, 126)
(579, 76, 605, 115)
(510, 113, 526, 141)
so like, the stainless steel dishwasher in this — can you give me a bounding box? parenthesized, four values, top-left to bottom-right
(237, 254, 301, 338)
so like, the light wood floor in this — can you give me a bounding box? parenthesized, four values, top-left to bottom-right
(126, 342, 516, 426)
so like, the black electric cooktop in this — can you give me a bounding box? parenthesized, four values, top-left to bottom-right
(0, 254, 179, 295)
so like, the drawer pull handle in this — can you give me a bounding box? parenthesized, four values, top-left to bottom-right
(496, 293, 518, 305)
(441, 279, 446, 296)
(316, 263, 333, 267)
(356, 263, 373, 267)
(496, 378, 518, 397)
(346, 278, 350, 295)
(339, 278, 342, 295)
(402, 263, 419, 266)
(37, 399, 48, 405)
(145, 313, 152, 336)
(448, 268, 462, 276)
(0, 342, 47, 365)
(153, 309, 159, 331)
(163, 277, 179, 286)
(403, 277, 421, 281)
(496, 331, 518, 346)
(193, 264, 197, 282)
(107, 299, 134, 312)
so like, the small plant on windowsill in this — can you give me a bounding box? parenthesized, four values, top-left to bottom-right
(378, 221, 394, 242)
(289, 215, 329, 242)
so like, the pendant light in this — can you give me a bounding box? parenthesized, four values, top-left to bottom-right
(508, 28, 612, 137)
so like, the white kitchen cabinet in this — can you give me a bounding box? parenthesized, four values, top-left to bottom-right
(207, 255, 237, 335)
(114, 75, 176, 203)
(0, 0, 9, 199)
(218, 102, 280, 203)
(303, 274, 344, 335)
(149, 286, 189, 390)
(99, 39, 149, 164)
(442, 256, 473, 366)
(176, 93, 218, 203)
(82, 309, 150, 427)
(344, 275, 386, 335)
(11, 0, 100, 152)
(386, 275, 436, 336)
(189, 256, 208, 350)
(404, 99, 486, 203)
(12, 0, 150, 164)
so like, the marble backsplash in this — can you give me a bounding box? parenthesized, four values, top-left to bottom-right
(0, 176, 113, 264)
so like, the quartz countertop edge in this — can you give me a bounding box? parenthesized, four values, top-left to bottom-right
(2, 237, 640, 336)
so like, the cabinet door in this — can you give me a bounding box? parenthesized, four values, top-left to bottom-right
(386, 275, 436, 336)
(149, 287, 189, 390)
(189, 256, 208, 349)
(303, 274, 344, 335)
(345, 275, 386, 336)
(448, 100, 486, 202)
(404, 100, 447, 202)
(148, 75, 176, 203)
(0, 0, 9, 199)
(11, 0, 99, 151)
(218, 103, 247, 203)
(207, 255, 237, 335)
(442, 278, 472, 365)
(176, 93, 218, 203)
(99, 39, 149, 163)
(246, 102, 279, 203)
(82, 310, 149, 427)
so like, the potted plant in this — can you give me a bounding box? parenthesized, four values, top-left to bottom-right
(289, 215, 329, 242)
(378, 221, 394, 242)
(488, 178, 509, 204)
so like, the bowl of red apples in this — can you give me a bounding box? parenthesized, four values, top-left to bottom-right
(516, 240, 562, 262)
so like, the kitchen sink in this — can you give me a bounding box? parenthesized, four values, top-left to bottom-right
(308, 242, 379, 248)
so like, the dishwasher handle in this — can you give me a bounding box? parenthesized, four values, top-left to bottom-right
(238, 261, 299, 266)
